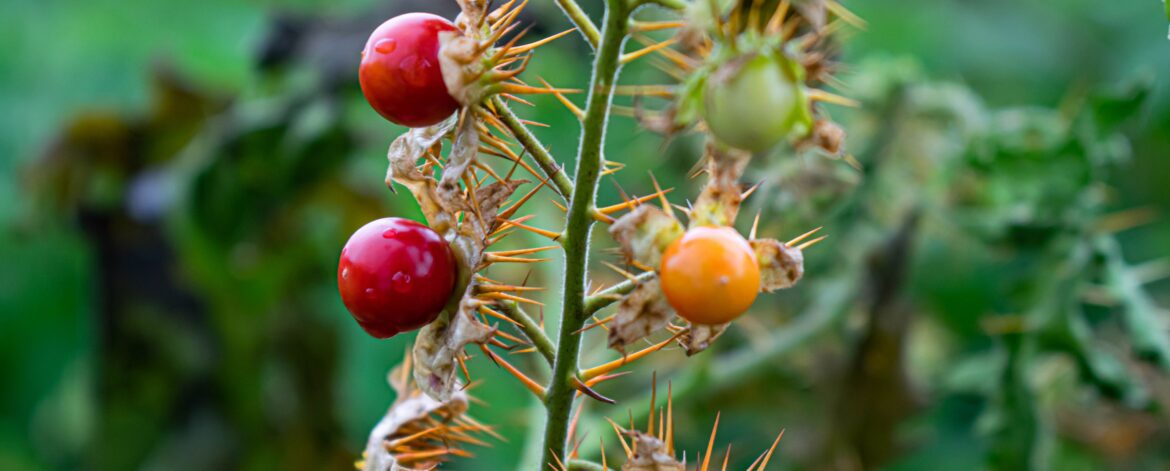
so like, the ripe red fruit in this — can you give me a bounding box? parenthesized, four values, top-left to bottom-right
(659, 226, 761, 325)
(338, 217, 457, 338)
(359, 13, 461, 128)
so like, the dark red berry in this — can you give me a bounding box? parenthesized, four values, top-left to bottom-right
(338, 217, 457, 338)
(359, 12, 461, 128)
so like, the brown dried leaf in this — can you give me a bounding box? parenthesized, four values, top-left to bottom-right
(386, 116, 458, 232)
(621, 431, 686, 471)
(413, 287, 496, 401)
(436, 109, 480, 215)
(472, 179, 525, 232)
(608, 277, 675, 351)
(609, 205, 684, 268)
(752, 238, 805, 291)
(679, 322, 729, 356)
(690, 142, 750, 227)
(796, 118, 846, 155)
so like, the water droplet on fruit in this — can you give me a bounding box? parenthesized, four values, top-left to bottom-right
(342, 268, 350, 279)
(382, 228, 398, 238)
(365, 287, 376, 297)
(718, 275, 730, 285)
(391, 271, 412, 293)
(374, 38, 397, 54)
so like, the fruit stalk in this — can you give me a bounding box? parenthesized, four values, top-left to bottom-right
(542, 0, 630, 466)
(553, 0, 600, 49)
(492, 96, 576, 199)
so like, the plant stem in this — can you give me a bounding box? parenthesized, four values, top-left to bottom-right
(542, 1, 630, 467)
(567, 459, 607, 471)
(638, 0, 690, 10)
(554, 0, 601, 49)
(492, 96, 576, 200)
(497, 300, 556, 365)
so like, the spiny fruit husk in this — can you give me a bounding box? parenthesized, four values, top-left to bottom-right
(359, 355, 494, 471)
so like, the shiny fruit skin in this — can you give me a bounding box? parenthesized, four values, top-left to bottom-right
(359, 13, 460, 128)
(338, 217, 456, 338)
(659, 226, 761, 325)
(702, 53, 811, 152)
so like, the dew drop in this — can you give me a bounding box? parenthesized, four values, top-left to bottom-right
(365, 287, 376, 298)
(374, 38, 397, 54)
(718, 275, 730, 285)
(341, 268, 350, 279)
(391, 271, 413, 293)
(382, 228, 398, 238)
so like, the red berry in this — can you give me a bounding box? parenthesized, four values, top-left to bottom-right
(359, 13, 461, 128)
(338, 217, 457, 338)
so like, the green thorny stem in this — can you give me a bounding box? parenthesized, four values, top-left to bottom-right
(542, 0, 631, 467)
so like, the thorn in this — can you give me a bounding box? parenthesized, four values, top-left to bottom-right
(501, 83, 582, 96)
(574, 313, 616, 334)
(498, 171, 552, 220)
(486, 245, 558, 257)
(488, 24, 534, 64)
(504, 93, 536, 107)
(611, 84, 677, 98)
(749, 211, 761, 240)
(549, 447, 567, 471)
(632, 34, 696, 70)
(700, 412, 721, 471)
(483, 253, 552, 264)
(786, 227, 823, 247)
(756, 429, 785, 470)
(807, 88, 860, 107)
(580, 331, 684, 380)
(477, 281, 545, 293)
(741, 180, 764, 200)
(538, 77, 585, 120)
(747, 0, 763, 34)
(601, 261, 640, 283)
(479, 291, 545, 306)
(494, 328, 530, 346)
(648, 172, 674, 217)
(457, 354, 473, 385)
(573, 377, 616, 404)
(621, 38, 680, 64)
(508, 28, 576, 56)
(600, 438, 608, 470)
(479, 344, 546, 398)
(596, 188, 674, 215)
(496, 216, 562, 240)
(796, 235, 828, 251)
(666, 382, 674, 455)
(478, 305, 524, 327)
(630, 20, 686, 33)
(605, 418, 632, 457)
(826, 0, 868, 29)
(583, 370, 630, 388)
(647, 372, 657, 436)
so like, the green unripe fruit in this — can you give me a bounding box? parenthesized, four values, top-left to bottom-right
(702, 53, 812, 152)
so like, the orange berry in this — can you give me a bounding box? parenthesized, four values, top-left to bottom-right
(659, 226, 760, 325)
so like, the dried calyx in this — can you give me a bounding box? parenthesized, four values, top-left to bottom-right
(606, 142, 818, 355)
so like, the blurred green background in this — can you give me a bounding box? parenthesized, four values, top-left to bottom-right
(2, 0, 1169, 470)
